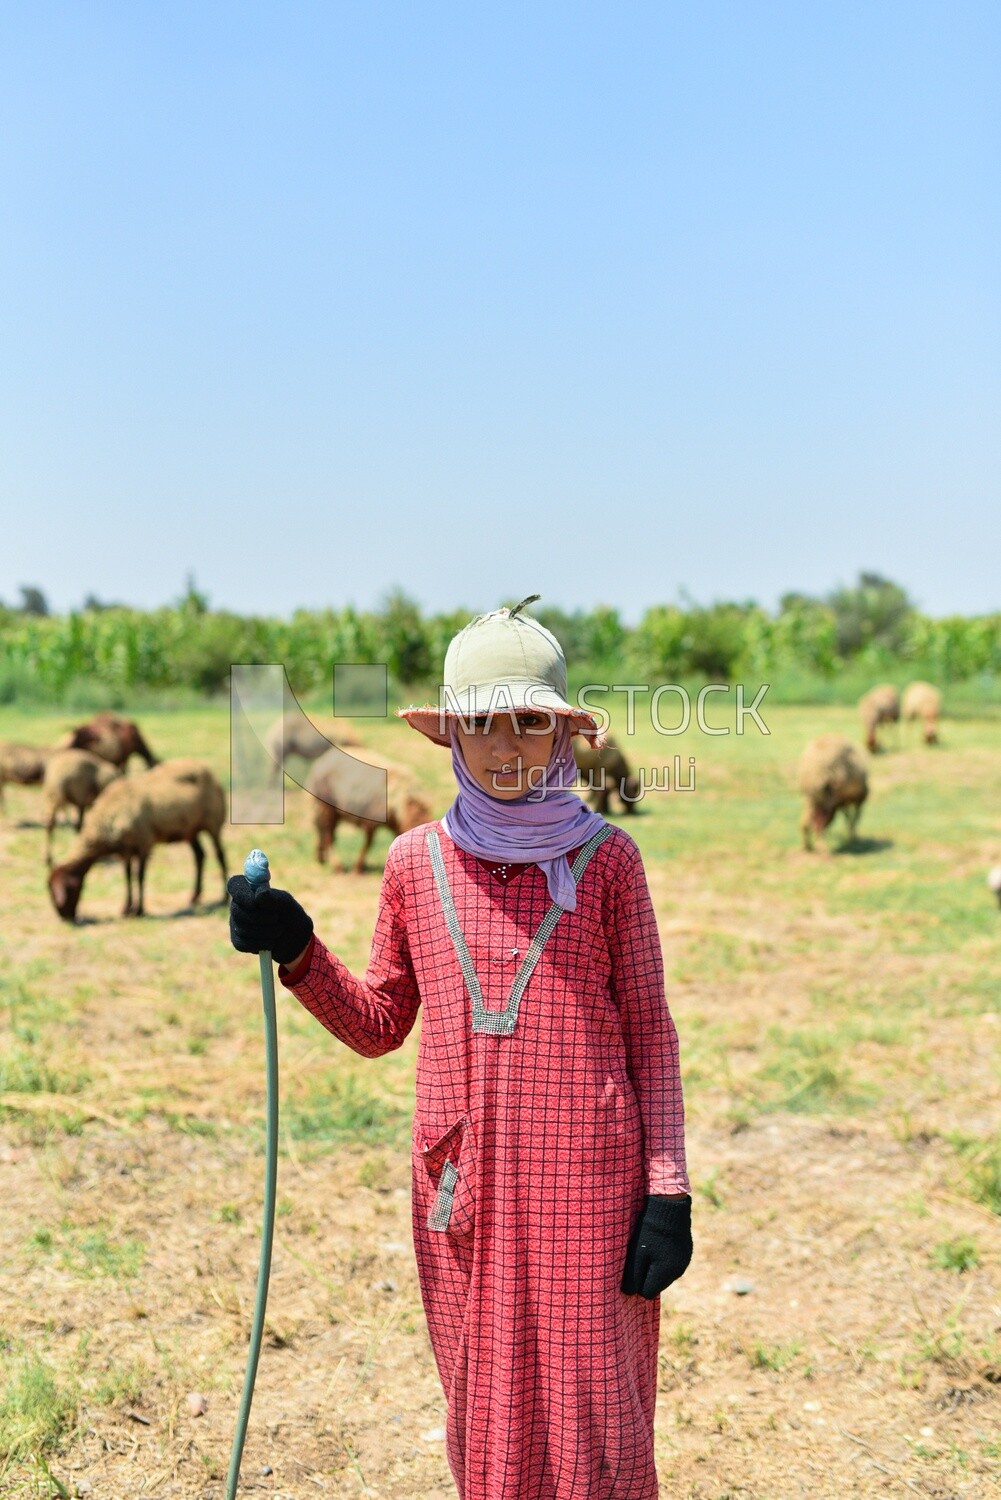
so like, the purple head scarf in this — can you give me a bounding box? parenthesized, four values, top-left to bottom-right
(441, 719, 608, 910)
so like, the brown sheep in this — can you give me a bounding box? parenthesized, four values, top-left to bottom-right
(797, 735, 869, 851)
(42, 749, 122, 864)
(901, 681, 942, 745)
(263, 713, 361, 785)
(48, 758, 227, 921)
(572, 736, 640, 815)
(0, 742, 55, 809)
(858, 684, 900, 753)
(65, 712, 158, 768)
(306, 745, 431, 873)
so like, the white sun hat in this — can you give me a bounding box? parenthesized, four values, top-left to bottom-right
(398, 596, 603, 747)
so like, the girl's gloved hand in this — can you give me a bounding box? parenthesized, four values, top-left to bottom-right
(621, 1195, 693, 1299)
(227, 876, 314, 967)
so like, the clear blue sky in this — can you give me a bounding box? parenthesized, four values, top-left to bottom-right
(2, 2, 998, 620)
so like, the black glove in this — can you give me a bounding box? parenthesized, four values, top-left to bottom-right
(621, 1195, 693, 1299)
(227, 875, 314, 967)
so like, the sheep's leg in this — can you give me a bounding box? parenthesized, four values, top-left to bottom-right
(122, 857, 135, 917)
(315, 809, 335, 866)
(134, 854, 148, 917)
(75, 804, 85, 831)
(354, 825, 376, 874)
(210, 832, 228, 902)
(844, 804, 861, 841)
(188, 835, 205, 907)
(800, 802, 815, 852)
(45, 807, 57, 866)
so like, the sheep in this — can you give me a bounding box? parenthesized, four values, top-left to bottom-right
(858, 684, 900, 753)
(48, 758, 227, 921)
(901, 680, 942, 745)
(306, 745, 431, 873)
(988, 867, 1001, 909)
(0, 742, 55, 809)
(263, 713, 361, 785)
(572, 735, 640, 815)
(42, 749, 122, 864)
(64, 712, 158, 768)
(797, 735, 869, 851)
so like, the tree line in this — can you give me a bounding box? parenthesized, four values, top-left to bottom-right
(1, 576, 998, 703)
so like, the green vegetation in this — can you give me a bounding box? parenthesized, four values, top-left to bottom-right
(948, 1135, 1001, 1216)
(0, 1050, 85, 1100)
(753, 1053, 878, 1115)
(0, 975, 90, 1132)
(93, 1359, 151, 1408)
(28, 1222, 145, 1280)
(748, 1339, 802, 1372)
(0, 1355, 78, 1471)
(931, 1237, 980, 1273)
(1, 575, 998, 706)
(696, 1171, 726, 1209)
(282, 1071, 410, 1152)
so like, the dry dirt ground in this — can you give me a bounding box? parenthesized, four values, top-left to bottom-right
(1, 705, 999, 1499)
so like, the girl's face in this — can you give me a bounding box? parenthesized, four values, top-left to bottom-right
(455, 710, 557, 800)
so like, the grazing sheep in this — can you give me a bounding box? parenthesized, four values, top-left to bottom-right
(902, 680, 942, 745)
(48, 758, 227, 921)
(42, 749, 122, 864)
(858, 684, 900, 754)
(65, 712, 158, 768)
(797, 735, 869, 851)
(573, 736, 640, 815)
(0, 742, 55, 809)
(988, 867, 1001, 909)
(263, 713, 361, 785)
(306, 746, 431, 873)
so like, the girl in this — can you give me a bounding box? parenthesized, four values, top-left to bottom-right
(229, 598, 692, 1500)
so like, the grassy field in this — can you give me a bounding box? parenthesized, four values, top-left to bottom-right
(1, 700, 999, 1499)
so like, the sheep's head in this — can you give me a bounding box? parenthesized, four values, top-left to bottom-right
(49, 864, 84, 922)
(811, 787, 837, 831)
(124, 725, 158, 766)
(65, 725, 94, 752)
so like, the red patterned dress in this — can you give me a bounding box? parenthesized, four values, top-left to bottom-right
(281, 819, 689, 1500)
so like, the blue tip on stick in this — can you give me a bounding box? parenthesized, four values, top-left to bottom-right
(244, 848, 271, 889)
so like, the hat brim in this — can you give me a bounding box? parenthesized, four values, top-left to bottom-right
(398, 683, 604, 747)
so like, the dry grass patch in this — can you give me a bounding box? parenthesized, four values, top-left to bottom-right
(1, 702, 999, 1496)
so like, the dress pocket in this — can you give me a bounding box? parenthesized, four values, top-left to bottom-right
(419, 1117, 477, 1243)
